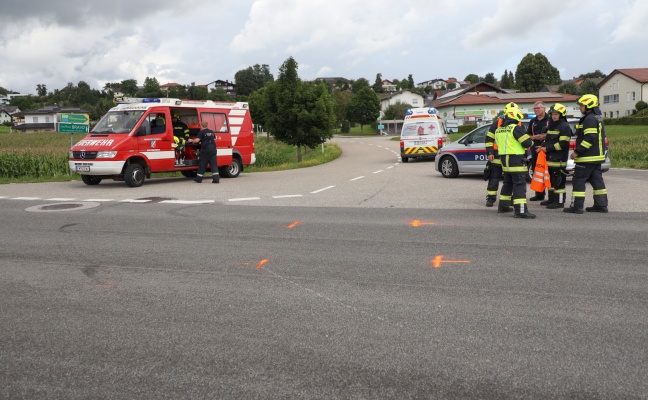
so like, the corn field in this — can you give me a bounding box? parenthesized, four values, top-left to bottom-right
(0, 131, 78, 179)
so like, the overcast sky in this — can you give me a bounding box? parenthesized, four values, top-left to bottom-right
(1, 0, 647, 94)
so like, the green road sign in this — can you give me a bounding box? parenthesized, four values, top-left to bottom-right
(61, 113, 89, 124)
(59, 123, 89, 133)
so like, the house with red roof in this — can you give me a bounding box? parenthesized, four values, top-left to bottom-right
(430, 82, 580, 125)
(597, 68, 648, 118)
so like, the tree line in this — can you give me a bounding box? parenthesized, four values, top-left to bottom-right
(1, 52, 611, 160)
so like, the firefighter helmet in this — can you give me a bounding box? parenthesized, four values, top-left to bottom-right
(549, 103, 567, 117)
(503, 102, 518, 113)
(505, 105, 524, 122)
(172, 112, 181, 120)
(577, 94, 599, 109)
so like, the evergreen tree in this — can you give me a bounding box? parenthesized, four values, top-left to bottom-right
(374, 73, 384, 93)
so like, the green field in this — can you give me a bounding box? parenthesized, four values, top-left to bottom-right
(0, 128, 340, 183)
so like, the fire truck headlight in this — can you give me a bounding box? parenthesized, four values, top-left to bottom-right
(97, 151, 118, 158)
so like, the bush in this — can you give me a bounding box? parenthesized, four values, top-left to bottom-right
(458, 124, 478, 134)
(636, 101, 648, 112)
(604, 117, 648, 126)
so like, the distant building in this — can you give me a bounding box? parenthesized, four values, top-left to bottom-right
(597, 68, 648, 118)
(379, 90, 425, 116)
(206, 80, 236, 96)
(315, 77, 352, 90)
(13, 105, 87, 133)
(417, 79, 446, 90)
(159, 82, 185, 95)
(0, 105, 20, 124)
(430, 82, 580, 124)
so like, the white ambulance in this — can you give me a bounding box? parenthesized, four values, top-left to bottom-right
(69, 97, 256, 187)
(400, 107, 449, 163)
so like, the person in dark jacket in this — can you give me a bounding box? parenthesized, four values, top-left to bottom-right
(564, 94, 608, 214)
(535, 103, 571, 209)
(188, 121, 219, 184)
(494, 105, 535, 218)
(527, 101, 550, 201)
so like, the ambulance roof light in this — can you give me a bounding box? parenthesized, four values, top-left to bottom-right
(405, 109, 413, 116)
(428, 107, 437, 114)
(142, 98, 161, 103)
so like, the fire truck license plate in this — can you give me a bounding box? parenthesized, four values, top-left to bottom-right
(414, 141, 427, 145)
(76, 166, 90, 172)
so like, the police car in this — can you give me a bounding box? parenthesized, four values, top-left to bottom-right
(435, 119, 610, 179)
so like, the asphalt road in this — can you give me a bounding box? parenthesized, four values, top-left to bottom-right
(1, 136, 647, 399)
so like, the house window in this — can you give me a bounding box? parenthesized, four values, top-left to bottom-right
(603, 94, 619, 104)
(616, 111, 620, 118)
(626, 110, 632, 116)
(412, 99, 418, 105)
(627, 92, 636, 102)
(32, 116, 38, 123)
(45, 116, 50, 123)
(612, 81, 618, 90)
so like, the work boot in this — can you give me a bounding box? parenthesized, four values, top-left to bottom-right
(212, 178, 220, 184)
(514, 204, 536, 219)
(514, 211, 536, 219)
(194, 177, 202, 183)
(563, 207, 583, 214)
(546, 202, 564, 209)
(497, 205, 512, 213)
(486, 198, 496, 207)
(540, 193, 555, 206)
(586, 206, 608, 213)
(529, 192, 545, 201)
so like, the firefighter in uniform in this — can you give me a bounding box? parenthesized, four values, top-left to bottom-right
(188, 120, 219, 183)
(494, 105, 535, 218)
(564, 94, 608, 214)
(535, 103, 571, 209)
(485, 102, 518, 207)
(527, 101, 550, 201)
(172, 113, 190, 160)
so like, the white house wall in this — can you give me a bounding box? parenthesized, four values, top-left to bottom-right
(598, 73, 648, 118)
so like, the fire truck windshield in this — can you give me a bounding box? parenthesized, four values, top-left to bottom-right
(92, 110, 145, 134)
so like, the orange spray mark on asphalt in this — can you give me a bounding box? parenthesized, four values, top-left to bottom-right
(411, 220, 436, 227)
(432, 255, 471, 268)
(256, 259, 270, 269)
(287, 221, 301, 229)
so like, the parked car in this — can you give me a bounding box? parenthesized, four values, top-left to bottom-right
(435, 119, 610, 179)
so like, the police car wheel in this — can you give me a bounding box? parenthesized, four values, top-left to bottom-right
(81, 175, 102, 185)
(439, 156, 459, 178)
(124, 164, 145, 187)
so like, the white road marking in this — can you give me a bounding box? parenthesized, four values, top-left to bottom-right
(387, 166, 394, 169)
(228, 197, 261, 202)
(272, 195, 303, 199)
(11, 197, 40, 200)
(120, 199, 151, 203)
(46, 198, 76, 201)
(311, 186, 335, 194)
(160, 200, 215, 204)
(373, 170, 383, 174)
(350, 176, 365, 181)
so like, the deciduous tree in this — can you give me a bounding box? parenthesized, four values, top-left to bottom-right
(515, 53, 561, 92)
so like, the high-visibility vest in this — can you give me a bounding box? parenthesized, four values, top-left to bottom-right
(530, 150, 552, 192)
